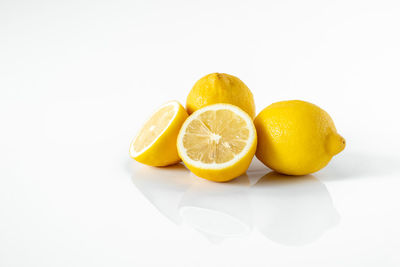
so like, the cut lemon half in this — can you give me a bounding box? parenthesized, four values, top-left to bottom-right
(130, 101, 188, 166)
(177, 104, 257, 182)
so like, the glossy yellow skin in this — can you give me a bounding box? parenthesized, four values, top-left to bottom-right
(254, 100, 345, 175)
(130, 102, 188, 166)
(186, 73, 256, 118)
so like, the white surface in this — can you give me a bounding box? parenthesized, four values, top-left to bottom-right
(1, 0, 400, 266)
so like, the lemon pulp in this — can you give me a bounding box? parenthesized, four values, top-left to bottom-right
(178, 104, 257, 182)
(132, 104, 176, 154)
(183, 110, 249, 164)
(130, 101, 188, 166)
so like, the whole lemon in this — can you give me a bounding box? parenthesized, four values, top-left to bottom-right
(186, 73, 256, 118)
(254, 100, 345, 175)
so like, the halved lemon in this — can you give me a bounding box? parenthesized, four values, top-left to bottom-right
(177, 104, 257, 182)
(130, 101, 188, 166)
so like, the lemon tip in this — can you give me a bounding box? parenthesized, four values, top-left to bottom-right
(327, 133, 346, 156)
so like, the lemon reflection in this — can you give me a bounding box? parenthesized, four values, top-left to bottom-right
(130, 163, 192, 224)
(179, 175, 252, 243)
(251, 172, 340, 246)
(130, 163, 340, 246)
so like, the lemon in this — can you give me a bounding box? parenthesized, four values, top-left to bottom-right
(177, 104, 257, 182)
(130, 101, 188, 166)
(186, 73, 256, 118)
(254, 100, 345, 175)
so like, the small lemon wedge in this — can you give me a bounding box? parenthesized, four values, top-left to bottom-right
(177, 104, 257, 182)
(130, 101, 188, 166)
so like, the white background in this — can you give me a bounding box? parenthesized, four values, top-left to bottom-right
(1, 0, 400, 266)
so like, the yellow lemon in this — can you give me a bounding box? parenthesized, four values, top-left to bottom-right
(130, 101, 188, 166)
(177, 104, 257, 182)
(254, 100, 345, 175)
(186, 73, 256, 118)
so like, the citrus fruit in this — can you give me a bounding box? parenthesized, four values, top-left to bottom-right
(177, 104, 257, 182)
(254, 100, 345, 175)
(186, 73, 256, 118)
(130, 101, 188, 166)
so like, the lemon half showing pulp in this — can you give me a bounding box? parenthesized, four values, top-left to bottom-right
(130, 101, 188, 166)
(177, 104, 257, 182)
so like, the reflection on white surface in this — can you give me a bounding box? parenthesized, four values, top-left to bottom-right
(251, 172, 340, 246)
(130, 162, 340, 246)
(179, 175, 252, 243)
(130, 163, 192, 224)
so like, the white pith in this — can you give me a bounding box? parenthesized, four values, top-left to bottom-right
(177, 104, 256, 170)
(129, 101, 179, 157)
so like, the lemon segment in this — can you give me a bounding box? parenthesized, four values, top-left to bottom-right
(177, 104, 257, 182)
(186, 73, 256, 118)
(130, 101, 188, 166)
